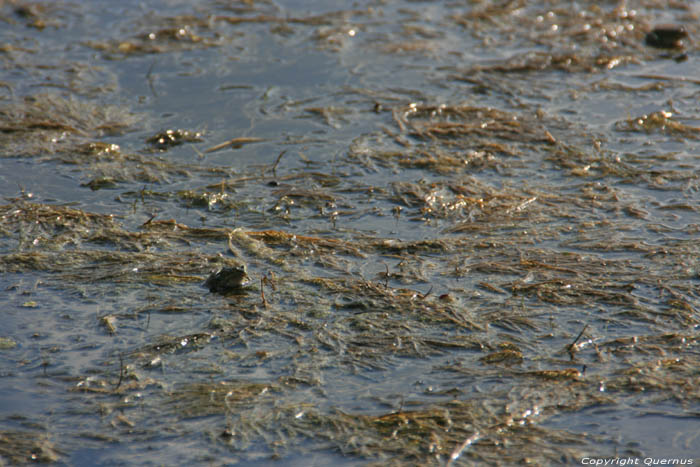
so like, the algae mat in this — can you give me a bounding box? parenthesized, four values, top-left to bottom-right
(1, 1, 699, 465)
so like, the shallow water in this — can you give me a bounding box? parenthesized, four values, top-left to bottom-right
(1, 0, 700, 465)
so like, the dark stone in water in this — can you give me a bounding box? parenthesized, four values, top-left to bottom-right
(205, 266, 250, 293)
(645, 25, 688, 49)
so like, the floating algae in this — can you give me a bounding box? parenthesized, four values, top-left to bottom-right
(0, 93, 138, 157)
(1, 0, 700, 464)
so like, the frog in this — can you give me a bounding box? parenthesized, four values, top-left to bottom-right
(204, 265, 251, 294)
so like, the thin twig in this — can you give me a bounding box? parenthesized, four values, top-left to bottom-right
(271, 150, 287, 177)
(205, 137, 264, 154)
(447, 432, 481, 467)
(146, 59, 157, 97)
(141, 214, 156, 227)
(567, 324, 589, 359)
(398, 395, 404, 413)
(191, 143, 205, 160)
(633, 73, 700, 85)
(114, 352, 124, 390)
(261, 277, 268, 308)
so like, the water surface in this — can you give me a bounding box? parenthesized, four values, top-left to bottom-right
(1, 0, 699, 465)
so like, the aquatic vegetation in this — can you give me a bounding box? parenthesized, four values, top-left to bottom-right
(0, 93, 138, 157)
(1, 0, 699, 464)
(85, 15, 221, 57)
(146, 129, 204, 151)
(0, 430, 60, 464)
(614, 110, 700, 137)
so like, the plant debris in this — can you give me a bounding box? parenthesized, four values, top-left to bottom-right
(146, 129, 203, 151)
(1, 0, 699, 464)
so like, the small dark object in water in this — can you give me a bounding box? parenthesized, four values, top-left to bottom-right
(645, 26, 688, 49)
(147, 129, 203, 151)
(205, 266, 250, 293)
